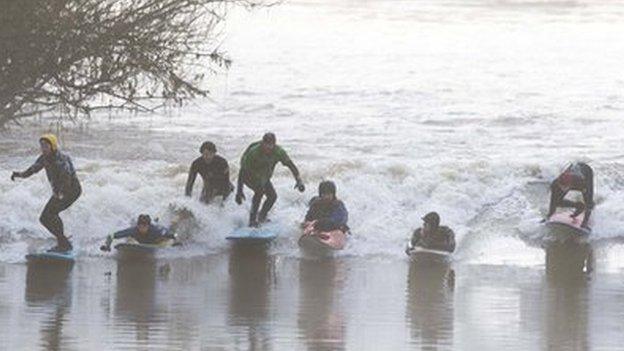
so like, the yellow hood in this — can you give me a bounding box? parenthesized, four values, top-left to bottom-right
(40, 133, 58, 152)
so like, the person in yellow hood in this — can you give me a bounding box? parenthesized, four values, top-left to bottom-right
(11, 134, 82, 252)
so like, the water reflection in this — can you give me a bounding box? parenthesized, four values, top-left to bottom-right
(227, 244, 275, 350)
(114, 258, 169, 345)
(406, 254, 455, 350)
(545, 239, 594, 279)
(543, 239, 591, 350)
(298, 258, 347, 351)
(25, 262, 73, 351)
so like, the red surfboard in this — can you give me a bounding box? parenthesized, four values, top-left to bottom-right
(298, 221, 347, 255)
(546, 211, 591, 236)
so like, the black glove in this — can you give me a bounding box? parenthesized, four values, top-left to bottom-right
(100, 245, 111, 252)
(294, 178, 305, 192)
(10, 172, 20, 181)
(235, 191, 245, 205)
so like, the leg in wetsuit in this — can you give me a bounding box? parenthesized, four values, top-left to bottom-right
(39, 184, 81, 250)
(244, 178, 277, 226)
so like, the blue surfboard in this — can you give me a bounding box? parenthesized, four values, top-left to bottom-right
(115, 240, 177, 254)
(26, 250, 75, 263)
(226, 227, 277, 243)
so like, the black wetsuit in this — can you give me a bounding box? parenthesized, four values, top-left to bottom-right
(21, 151, 81, 249)
(410, 226, 456, 253)
(185, 155, 233, 203)
(548, 162, 594, 227)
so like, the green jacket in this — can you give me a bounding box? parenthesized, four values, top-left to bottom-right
(240, 141, 292, 187)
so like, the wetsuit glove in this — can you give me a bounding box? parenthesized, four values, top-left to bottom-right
(294, 178, 305, 192)
(235, 191, 245, 205)
(100, 235, 113, 252)
(10, 171, 21, 181)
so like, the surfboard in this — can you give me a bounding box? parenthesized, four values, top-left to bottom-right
(26, 250, 75, 263)
(298, 224, 347, 256)
(114, 238, 177, 254)
(298, 233, 345, 256)
(226, 227, 277, 243)
(405, 241, 452, 258)
(546, 211, 591, 236)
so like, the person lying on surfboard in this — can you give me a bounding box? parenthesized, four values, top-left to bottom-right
(100, 214, 176, 251)
(10, 134, 82, 253)
(235, 132, 305, 227)
(303, 181, 349, 233)
(185, 141, 234, 204)
(407, 212, 455, 253)
(545, 162, 594, 229)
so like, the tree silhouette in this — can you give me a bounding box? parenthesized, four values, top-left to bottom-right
(0, 0, 258, 127)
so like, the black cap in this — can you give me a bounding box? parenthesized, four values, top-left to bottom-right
(318, 181, 336, 196)
(422, 212, 440, 227)
(200, 141, 216, 154)
(262, 132, 276, 144)
(137, 214, 151, 225)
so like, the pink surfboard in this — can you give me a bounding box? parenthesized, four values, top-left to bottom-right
(546, 211, 591, 236)
(299, 221, 347, 253)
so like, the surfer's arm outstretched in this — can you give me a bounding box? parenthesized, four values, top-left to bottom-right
(283, 159, 305, 192)
(100, 228, 134, 251)
(11, 156, 45, 180)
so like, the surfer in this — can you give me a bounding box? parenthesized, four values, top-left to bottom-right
(303, 181, 349, 232)
(10, 134, 81, 252)
(545, 162, 594, 229)
(100, 214, 176, 251)
(235, 132, 305, 227)
(185, 141, 234, 204)
(407, 212, 456, 253)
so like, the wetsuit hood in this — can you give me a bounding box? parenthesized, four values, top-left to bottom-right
(319, 181, 337, 196)
(40, 134, 59, 152)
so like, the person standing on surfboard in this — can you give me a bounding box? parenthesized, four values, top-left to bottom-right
(100, 214, 176, 251)
(407, 212, 455, 253)
(304, 181, 349, 232)
(10, 134, 81, 252)
(545, 162, 594, 229)
(235, 132, 305, 227)
(185, 141, 234, 204)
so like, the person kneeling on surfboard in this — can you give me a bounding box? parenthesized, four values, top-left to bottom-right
(185, 141, 234, 204)
(407, 212, 455, 253)
(235, 132, 305, 227)
(304, 181, 349, 232)
(545, 162, 594, 229)
(11, 134, 82, 253)
(100, 214, 176, 251)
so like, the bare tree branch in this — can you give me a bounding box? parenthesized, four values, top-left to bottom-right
(0, 0, 262, 127)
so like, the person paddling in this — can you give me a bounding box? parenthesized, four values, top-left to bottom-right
(304, 181, 349, 233)
(100, 214, 176, 251)
(11, 134, 81, 252)
(407, 212, 455, 253)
